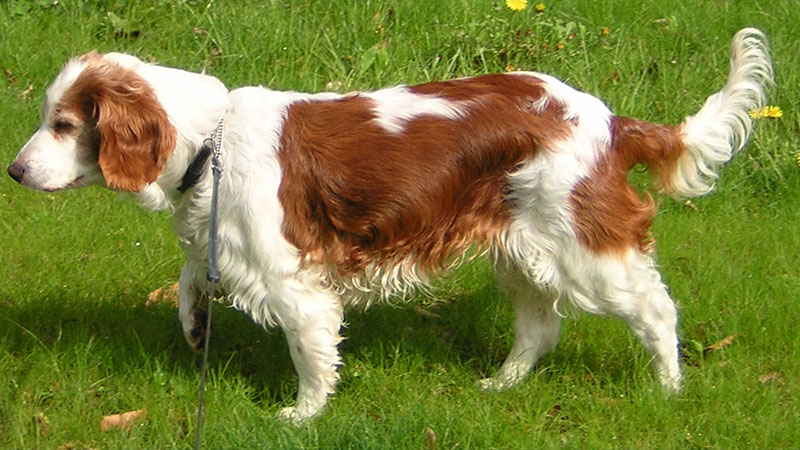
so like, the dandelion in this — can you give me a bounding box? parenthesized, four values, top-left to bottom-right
(505, 64, 515, 72)
(535, 3, 546, 12)
(505, 0, 528, 12)
(600, 27, 610, 36)
(749, 105, 783, 119)
(555, 42, 565, 50)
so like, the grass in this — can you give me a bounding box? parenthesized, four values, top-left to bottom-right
(1, 0, 799, 448)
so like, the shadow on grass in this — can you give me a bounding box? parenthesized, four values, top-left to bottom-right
(0, 277, 515, 406)
(1, 272, 655, 414)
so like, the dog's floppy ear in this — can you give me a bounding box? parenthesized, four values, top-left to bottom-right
(75, 59, 176, 192)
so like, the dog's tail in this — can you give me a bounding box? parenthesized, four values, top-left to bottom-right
(612, 28, 773, 198)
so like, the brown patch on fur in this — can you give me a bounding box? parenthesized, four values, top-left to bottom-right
(570, 116, 685, 254)
(612, 116, 687, 193)
(56, 54, 176, 192)
(411, 73, 544, 101)
(278, 73, 570, 275)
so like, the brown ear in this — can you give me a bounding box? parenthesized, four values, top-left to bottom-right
(75, 61, 177, 192)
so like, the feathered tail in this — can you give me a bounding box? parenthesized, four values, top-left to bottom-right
(613, 28, 773, 198)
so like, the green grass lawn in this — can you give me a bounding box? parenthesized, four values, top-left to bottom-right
(1, 1, 799, 448)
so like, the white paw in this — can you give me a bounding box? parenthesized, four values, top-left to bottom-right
(277, 406, 313, 425)
(659, 371, 683, 394)
(478, 377, 511, 392)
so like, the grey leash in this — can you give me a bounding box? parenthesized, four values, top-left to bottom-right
(194, 118, 224, 450)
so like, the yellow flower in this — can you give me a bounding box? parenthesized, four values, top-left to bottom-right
(505, 0, 528, 11)
(600, 27, 610, 36)
(749, 105, 783, 119)
(535, 3, 546, 12)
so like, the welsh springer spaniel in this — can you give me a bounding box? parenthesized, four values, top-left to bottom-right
(8, 29, 772, 422)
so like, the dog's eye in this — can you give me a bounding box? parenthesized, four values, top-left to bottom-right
(53, 120, 75, 133)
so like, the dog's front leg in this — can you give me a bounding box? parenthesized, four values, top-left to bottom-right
(274, 280, 344, 424)
(178, 263, 209, 352)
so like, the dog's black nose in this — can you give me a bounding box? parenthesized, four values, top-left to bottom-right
(7, 162, 25, 184)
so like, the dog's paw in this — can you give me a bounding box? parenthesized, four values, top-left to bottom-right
(186, 309, 209, 353)
(477, 375, 521, 392)
(277, 407, 311, 426)
(658, 370, 683, 395)
(477, 377, 506, 392)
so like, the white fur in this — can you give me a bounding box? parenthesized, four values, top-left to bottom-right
(365, 86, 467, 133)
(12, 58, 101, 192)
(10, 128, 101, 192)
(673, 28, 772, 197)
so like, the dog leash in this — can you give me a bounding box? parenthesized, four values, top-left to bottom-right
(194, 116, 224, 450)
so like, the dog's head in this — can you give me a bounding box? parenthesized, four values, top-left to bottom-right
(8, 52, 228, 195)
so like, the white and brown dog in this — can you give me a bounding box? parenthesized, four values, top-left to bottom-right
(8, 29, 772, 422)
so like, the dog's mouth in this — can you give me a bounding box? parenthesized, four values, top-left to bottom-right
(38, 175, 86, 192)
(65, 175, 86, 189)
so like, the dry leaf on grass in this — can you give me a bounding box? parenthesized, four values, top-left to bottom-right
(424, 427, 437, 450)
(706, 334, 738, 353)
(146, 282, 179, 307)
(101, 409, 147, 431)
(4, 68, 17, 83)
(758, 373, 785, 385)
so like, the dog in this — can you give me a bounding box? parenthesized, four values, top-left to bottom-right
(8, 29, 772, 422)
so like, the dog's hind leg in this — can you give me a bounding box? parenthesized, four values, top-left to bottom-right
(626, 281, 682, 392)
(609, 254, 682, 392)
(560, 250, 682, 392)
(480, 262, 562, 391)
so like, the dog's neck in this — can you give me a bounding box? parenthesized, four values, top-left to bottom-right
(177, 144, 213, 194)
(132, 136, 217, 212)
(177, 115, 225, 195)
(128, 70, 229, 211)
